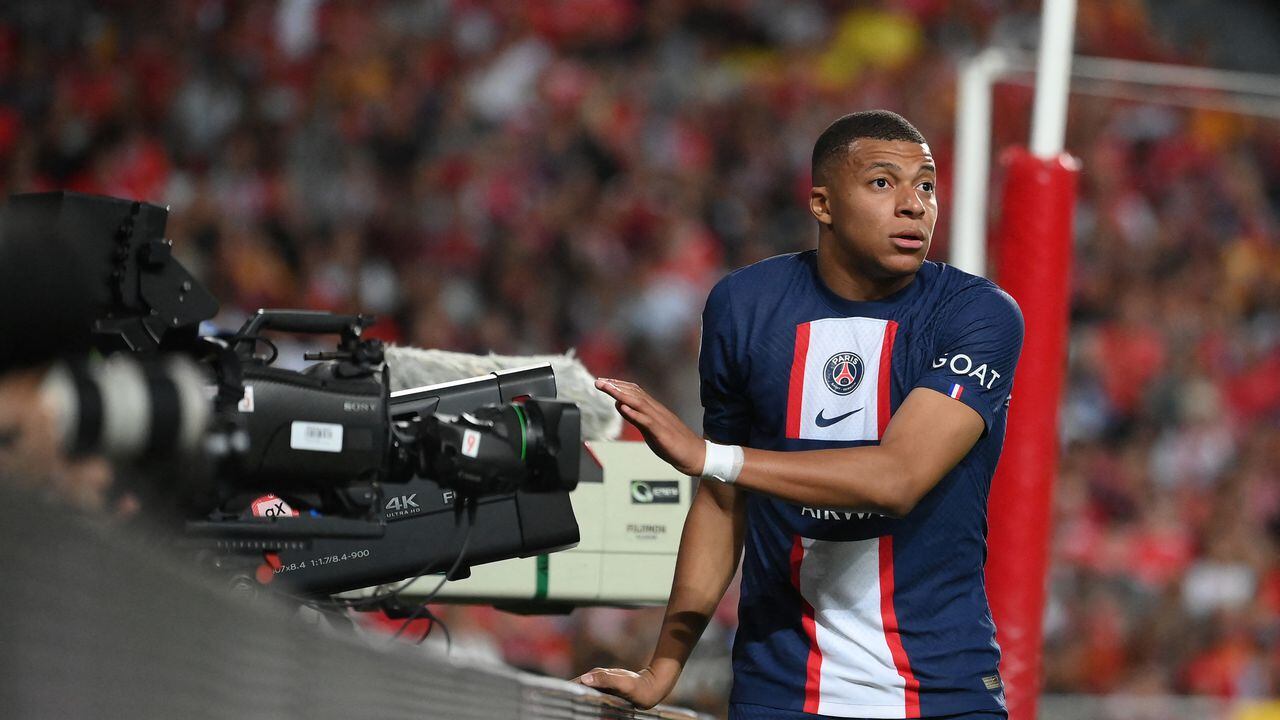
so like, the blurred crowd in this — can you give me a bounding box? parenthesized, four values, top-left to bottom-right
(1, 0, 1277, 715)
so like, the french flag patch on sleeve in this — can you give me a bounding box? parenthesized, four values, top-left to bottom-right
(949, 383, 964, 399)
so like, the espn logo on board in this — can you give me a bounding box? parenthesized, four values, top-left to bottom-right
(630, 480, 681, 504)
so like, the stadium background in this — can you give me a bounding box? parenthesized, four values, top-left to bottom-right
(1, 0, 1277, 716)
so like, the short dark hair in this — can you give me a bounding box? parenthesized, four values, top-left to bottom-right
(811, 110, 927, 183)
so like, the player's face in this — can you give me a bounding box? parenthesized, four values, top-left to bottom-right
(811, 139, 938, 281)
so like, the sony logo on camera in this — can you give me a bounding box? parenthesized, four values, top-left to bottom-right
(343, 400, 377, 412)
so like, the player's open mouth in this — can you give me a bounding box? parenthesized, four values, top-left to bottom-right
(891, 232, 925, 250)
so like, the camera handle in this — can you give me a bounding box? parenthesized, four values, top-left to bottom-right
(232, 309, 385, 382)
(232, 309, 376, 358)
(235, 309, 372, 343)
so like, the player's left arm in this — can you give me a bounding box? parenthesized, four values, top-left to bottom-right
(598, 380, 979, 518)
(741, 388, 982, 515)
(598, 285, 1023, 518)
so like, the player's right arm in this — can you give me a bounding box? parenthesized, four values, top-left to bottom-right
(574, 470, 745, 708)
(573, 276, 749, 708)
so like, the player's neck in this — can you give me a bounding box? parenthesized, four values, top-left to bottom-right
(816, 246, 916, 302)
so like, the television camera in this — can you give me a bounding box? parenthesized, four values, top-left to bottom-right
(0, 191, 591, 601)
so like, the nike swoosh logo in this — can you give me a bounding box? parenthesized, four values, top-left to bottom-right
(814, 407, 863, 427)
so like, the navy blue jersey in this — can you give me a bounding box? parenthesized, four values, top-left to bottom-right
(699, 250, 1023, 719)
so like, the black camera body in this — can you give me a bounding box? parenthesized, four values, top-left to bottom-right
(235, 364, 389, 491)
(192, 363, 583, 594)
(0, 191, 584, 599)
(190, 362, 584, 596)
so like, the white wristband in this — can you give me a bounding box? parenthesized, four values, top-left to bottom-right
(702, 440, 744, 484)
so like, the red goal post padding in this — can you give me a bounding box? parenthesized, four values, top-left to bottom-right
(986, 147, 1081, 720)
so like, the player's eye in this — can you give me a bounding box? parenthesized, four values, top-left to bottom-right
(919, 181, 935, 193)
(871, 178, 890, 189)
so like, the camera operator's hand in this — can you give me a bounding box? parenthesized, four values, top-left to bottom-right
(573, 665, 676, 710)
(595, 378, 704, 476)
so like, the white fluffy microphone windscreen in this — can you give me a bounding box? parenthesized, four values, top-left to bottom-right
(383, 346, 623, 441)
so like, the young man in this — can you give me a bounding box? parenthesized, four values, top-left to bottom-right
(576, 110, 1023, 720)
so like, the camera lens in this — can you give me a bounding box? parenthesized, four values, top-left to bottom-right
(40, 355, 211, 461)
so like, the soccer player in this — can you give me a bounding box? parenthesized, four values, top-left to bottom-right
(575, 110, 1023, 720)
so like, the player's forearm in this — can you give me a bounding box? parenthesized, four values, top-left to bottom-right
(734, 444, 920, 517)
(646, 483, 744, 682)
(726, 389, 984, 516)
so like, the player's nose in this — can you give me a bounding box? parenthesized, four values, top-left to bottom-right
(895, 188, 925, 217)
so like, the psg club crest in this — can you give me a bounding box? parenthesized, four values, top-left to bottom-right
(824, 352, 865, 395)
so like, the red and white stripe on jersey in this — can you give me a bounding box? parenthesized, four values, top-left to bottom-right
(786, 317, 898, 441)
(790, 535, 921, 718)
(948, 383, 964, 399)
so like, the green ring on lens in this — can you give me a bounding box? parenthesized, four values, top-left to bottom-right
(512, 404, 527, 461)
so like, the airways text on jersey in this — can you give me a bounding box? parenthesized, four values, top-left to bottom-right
(786, 317, 898, 441)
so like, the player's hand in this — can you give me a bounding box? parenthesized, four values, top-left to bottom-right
(573, 666, 673, 710)
(595, 378, 704, 476)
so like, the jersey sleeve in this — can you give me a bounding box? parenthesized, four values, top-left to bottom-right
(699, 277, 752, 444)
(914, 285, 1024, 434)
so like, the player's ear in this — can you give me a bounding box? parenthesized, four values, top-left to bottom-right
(810, 186, 832, 225)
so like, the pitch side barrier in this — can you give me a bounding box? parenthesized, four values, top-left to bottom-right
(0, 481, 708, 720)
